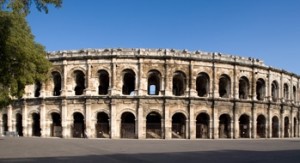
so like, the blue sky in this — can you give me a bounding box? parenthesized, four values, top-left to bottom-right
(27, 0, 300, 74)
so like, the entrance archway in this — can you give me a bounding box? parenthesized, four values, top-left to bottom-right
(73, 112, 85, 138)
(16, 113, 23, 136)
(172, 113, 186, 139)
(121, 112, 136, 139)
(96, 112, 110, 138)
(239, 114, 250, 138)
(294, 118, 297, 137)
(196, 113, 209, 139)
(272, 116, 279, 138)
(32, 113, 41, 137)
(284, 117, 289, 138)
(2, 114, 8, 134)
(146, 112, 162, 139)
(219, 114, 231, 138)
(256, 115, 266, 138)
(51, 113, 62, 137)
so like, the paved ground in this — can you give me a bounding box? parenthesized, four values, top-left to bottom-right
(0, 137, 300, 163)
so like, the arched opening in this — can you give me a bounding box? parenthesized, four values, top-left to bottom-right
(294, 118, 297, 137)
(74, 70, 85, 95)
(283, 83, 289, 101)
(219, 74, 231, 98)
(146, 112, 162, 139)
(239, 114, 250, 138)
(196, 72, 210, 97)
(256, 78, 265, 101)
(16, 113, 23, 136)
(96, 112, 110, 138)
(2, 114, 8, 134)
(272, 116, 279, 138)
(293, 86, 297, 102)
(51, 113, 62, 137)
(239, 76, 249, 99)
(32, 113, 41, 137)
(98, 70, 109, 95)
(147, 70, 161, 95)
(172, 71, 186, 96)
(72, 112, 85, 138)
(172, 113, 186, 139)
(52, 71, 61, 96)
(271, 81, 279, 102)
(34, 81, 42, 97)
(196, 113, 209, 139)
(121, 112, 136, 139)
(122, 70, 136, 95)
(256, 115, 266, 138)
(284, 117, 289, 138)
(219, 114, 231, 138)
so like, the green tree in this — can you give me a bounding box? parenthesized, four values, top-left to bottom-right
(0, 0, 62, 107)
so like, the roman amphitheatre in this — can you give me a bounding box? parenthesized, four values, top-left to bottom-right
(1, 48, 299, 139)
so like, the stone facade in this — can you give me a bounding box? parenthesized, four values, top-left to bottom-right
(1, 48, 299, 139)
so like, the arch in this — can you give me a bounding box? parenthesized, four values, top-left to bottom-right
(196, 113, 210, 139)
(73, 70, 85, 95)
(172, 71, 186, 96)
(172, 113, 186, 139)
(219, 74, 231, 98)
(239, 76, 250, 99)
(219, 114, 231, 138)
(122, 69, 136, 95)
(96, 112, 110, 138)
(34, 81, 42, 97)
(52, 71, 62, 96)
(72, 112, 85, 138)
(147, 70, 161, 95)
(51, 112, 62, 137)
(2, 114, 8, 134)
(121, 112, 136, 139)
(283, 83, 289, 101)
(284, 116, 289, 138)
(256, 78, 266, 101)
(32, 113, 41, 137)
(271, 80, 279, 102)
(272, 116, 279, 138)
(16, 113, 23, 136)
(196, 72, 210, 97)
(98, 70, 109, 95)
(256, 115, 266, 138)
(146, 112, 162, 139)
(239, 114, 250, 138)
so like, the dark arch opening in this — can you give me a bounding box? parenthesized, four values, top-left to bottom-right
(219, 114, 231, 138)
(284, 117, 289, 138)
(293, 86, 297, 102)
(256, 78, 266, 101)
(73, 112, 85, 138)
(239, 76, 249, 99)
(98, 70, 109, 95)
(294, 117, 297, 137)
(172, 71, 186, 96)
(96, 112, 110, 138)
(52, 72, 61, 96)
(32, 113, 41, 137)
(196, 72, 210, 97)
(16, 113, 23, 136)
(219, 74, 231, 98)
(121, 112, 136, 139)
(256, 115, 266, 138)
(34, 81, 42, 97)
(2, 114, 8, 134)
(239, 114, 250, 138)
(122, 70, 136, 95)
(271, 81, 279, 102)
(74, 70, 85, 95)
(196, 113, 209, 139)
(146, 112, 162, 139)
(172, 113, 186, 139)
(272, 116, 279, 138)
(51, 113, 62, 137)
(148, 71, 161, 95)
(283, 83, 289, 101)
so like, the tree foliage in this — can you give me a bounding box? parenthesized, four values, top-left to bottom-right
(0, 0, 62, 107)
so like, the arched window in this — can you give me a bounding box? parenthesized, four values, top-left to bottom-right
(293, 86, 297, 102)
(219, 74, 231, 98)
(256, 78, 265, 101)
(271, 80, 279, 102)
(52, 72, 61, 96)
(172, 71, 186, 96)
(196, 72, 210, 97)
(239, 76, 250, 99)
(98, 70, 109, 95)
(34, 81, 42, 97)
(283, 83, 289, 101)
(147, 70, 161, 95)
(74, 70, 85, 95)
(122, 69, 136, 95)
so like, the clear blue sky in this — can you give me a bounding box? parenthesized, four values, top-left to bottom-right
(27, 0, 300, 74)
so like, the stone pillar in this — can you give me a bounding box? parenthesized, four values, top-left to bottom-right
(137, 106, 144, 139)
(164, 104, 171, 139)
(22, 102, 28, 137)
(161, 118, 165, 139)
(61, 99, 69, 138)
(189, 104, 196, 139)
(268, 106, 272, 138)
(185, 119, 189, 139)
(249, 120, 252, 139)
(110, 100, 118, 139)
(252, 107, 257, 139)
(85, 99, 92, 138)
(7, 105, 12, 132)
(40, 101, 46, 137)
(230, 121, 234, 139)
(234, 115, 239, 139)
(280, 113, 284, 138)
(213, 112, 219, 139)
(27, 118, 32, 137)
(61, 60, 68, 96)
(209, 120, 213, 139)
